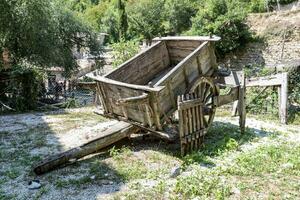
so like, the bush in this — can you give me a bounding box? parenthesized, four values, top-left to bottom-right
(111, 40, 139, 67)
(187, 0, 251, 56)
(126, 0, 166, 41)
(3, 65, 44, 111)
(247, 0, 299, 12)
(288, 69, 300, 105)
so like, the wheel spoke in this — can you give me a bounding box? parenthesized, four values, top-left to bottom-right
(203, 116, 208, 127)
(201, 82, 206, 99)
(204, 93, 213, 103)
(202, 84, 210, 101)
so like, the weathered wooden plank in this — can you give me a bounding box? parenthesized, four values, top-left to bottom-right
(155, 41, 209, 86)
(33, 122, 139, 175)
(153, 36, 221, 42)
(216, 87, 239, 107)
(238, 73, 246, 133)
(178, 98, 203, 110)
(279, 72, 288, 124)
(87, 75, 164, 92)
(191, 93, 197, 150)
(178, 95, 185, 155)
(246, 73, 284, 87)
(106, 41, 170, 85)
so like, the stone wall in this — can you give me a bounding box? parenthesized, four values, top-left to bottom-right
(221, 39, 300, 69)
(220, 10, 300, 70)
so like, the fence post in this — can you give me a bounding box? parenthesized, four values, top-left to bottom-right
(279, 72, 288, 124)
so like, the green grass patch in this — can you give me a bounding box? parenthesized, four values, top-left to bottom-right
(182, 122, 257, 167)
(226, 142, 300, 176)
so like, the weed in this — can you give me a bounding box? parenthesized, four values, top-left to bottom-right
(226, 142, 300, 176)
(174, 170, 231, 199)
(2, 169, 20, 179)
(55, 176, 92, 189)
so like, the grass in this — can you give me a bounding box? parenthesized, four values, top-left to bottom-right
(113, 118, 299, 199)
(106, 146, 180, 181)
(181, 122, 257, 168)
(1, 107, 299, 199)
(226, 142, 300, 176)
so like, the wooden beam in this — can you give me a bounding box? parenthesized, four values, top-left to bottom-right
(216, 86, 239, 107)
(246, 73, 283, 87)
(155, 42, 209, 86)
(279, 72, 288, 124)
(152, 36, 221, 42)
(87, 74, 164, 92)
(246, 72, 288, 124)
(33, 122, 139, 175)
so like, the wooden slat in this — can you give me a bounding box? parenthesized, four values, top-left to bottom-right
(178, 92, 210, 155)
(153, 36, 221, 42)
(155, 42, 209, 86)
(246, 73, 283, 87)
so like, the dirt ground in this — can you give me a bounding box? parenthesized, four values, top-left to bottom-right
(0, 107, 299, 199)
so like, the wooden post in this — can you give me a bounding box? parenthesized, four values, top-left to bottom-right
(279, 72, 288, 124)
(232, 100, 238, 116)
(238, 74, 246, 133)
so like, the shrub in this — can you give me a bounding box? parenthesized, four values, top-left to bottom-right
(126, 0, 166, 41)
(3, 65, 44, 111)
(111, 40, 139, 67)
(187, 0, 251, 56)
(288, 69, 300, 105)
(247, 0, 299, 12)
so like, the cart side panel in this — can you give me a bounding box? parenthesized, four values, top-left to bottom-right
(106, 41, 170, 85)
(165, 40, 202, 65)
(100, 82, 153, 125)
(156, 42, 218, 120)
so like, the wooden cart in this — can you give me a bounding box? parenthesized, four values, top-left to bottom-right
(89, 36, 246, 155)
(33, 36, 247, 174)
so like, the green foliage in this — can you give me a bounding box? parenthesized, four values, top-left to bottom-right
(246, 0, 299, 12)
(116, 0, 128, 39)
(187, 0, 251, 56)
(164, 0, 197, 35)
(111, 40, 139, 67)
(245, 66, 300, 116)
(5, 65, 44, 111)
(289, 69, 300, 104)
(227, 143, 300, 176)
(126, 0, 166, 41)
(245, 67, 279, 115)
(0, 0, 100, 73)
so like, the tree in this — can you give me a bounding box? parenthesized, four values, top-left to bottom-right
(187, 0, 251, 56)
(164, 0, 197, 35)
(126, 0, 166, 41)
(116, 0, 128, 39)
(0, 0, 100, 73)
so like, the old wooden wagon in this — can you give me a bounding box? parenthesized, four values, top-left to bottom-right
(33, 36, 247, 174)
(89, 36, 246, 154)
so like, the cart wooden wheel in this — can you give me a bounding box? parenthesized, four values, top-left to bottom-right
(188, 77, 218, 128)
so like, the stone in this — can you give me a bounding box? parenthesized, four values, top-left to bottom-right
(28, 180, 41, 190)
(169, 166, 181, 178)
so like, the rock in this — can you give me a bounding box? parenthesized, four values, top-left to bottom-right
(231, 187, 241, 195)
(170, 166, 181, 178)
(100, 179, 112, 185)
(90, 175, 96, 180)
(28, 180, 41, 190)
(281, 162, 294, 169)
